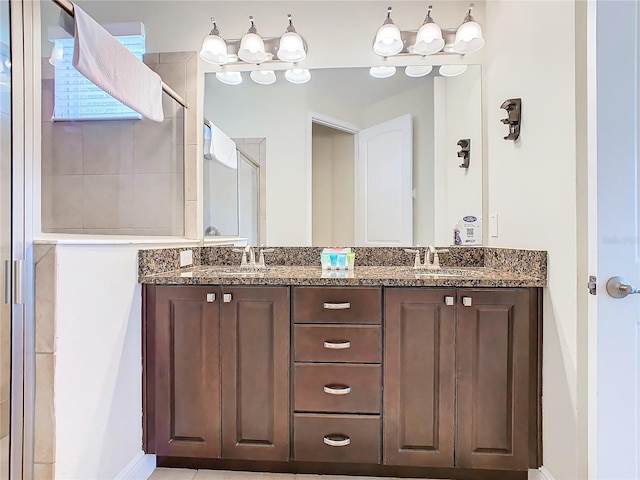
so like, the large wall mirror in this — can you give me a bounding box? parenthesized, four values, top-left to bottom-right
(204, 65, 482, 247)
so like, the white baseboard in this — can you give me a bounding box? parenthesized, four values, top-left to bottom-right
(115, 452, 156, 480)
(529, 466, 556, 480)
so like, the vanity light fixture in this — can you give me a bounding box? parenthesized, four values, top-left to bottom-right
(238, 16, 268, 64)
(373, 7, 403, 57)
(438, 64, 468, 77)
(452, 3, 485, 54)
(200, 18, 229, 65)
(413, 5, 445, 56)
(405, 65, 433, 77)
(285, 68, 311, 84)
(277, 14, 307, 62)
(215, 71, 243, 85)
(250, 70, 277, 85)
(370, 65, 397, 78)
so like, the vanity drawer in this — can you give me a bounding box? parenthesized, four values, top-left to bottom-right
(293, 287, 382, 324)
(294, 364, 381, 413)
(294, 325, 381, 363)
(294, 413, 380, 464)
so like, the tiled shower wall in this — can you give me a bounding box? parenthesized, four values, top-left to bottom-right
(40, 51, 199, 236)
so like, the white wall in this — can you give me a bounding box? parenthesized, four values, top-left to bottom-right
(54, 244, 145, 479)
(484, 2, 580, 479)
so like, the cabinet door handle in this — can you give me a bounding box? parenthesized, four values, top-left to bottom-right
(323, 340, 351, 349)
(462, 296, 472, 307)
(444, 296, 454, 306)
(206, 293, 216, 303)
(223, 293, 233, 303)
(323, 384, 351, 395)
(323, 434, 351, 447)
(323, 302, 351, 310)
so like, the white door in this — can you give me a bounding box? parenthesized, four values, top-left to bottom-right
(355, 114, 413, 246)
(595, 1, 640, 478)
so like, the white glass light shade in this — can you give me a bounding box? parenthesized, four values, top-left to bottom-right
(215, 71, 243, 85)
(277, 31, 306, 62)
(414, 22, 445, 56)
(438, 64, 468, 77)
(373, 23, 403, 57)
(200, 34, 229, 65)
(250, 70, 277, 85)
(238, 32, 267, 63)
(369, 65, 396, 78)
(405, 65, 433, 77)
(48, 43, 64, 66)
(285, 68, 311, 84)
(452, 21, 485, 54)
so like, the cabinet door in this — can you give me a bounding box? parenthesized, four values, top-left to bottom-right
(221, 286, 290, 461)
(153, 286, 221, 458)
(456, 289, 531, 470)
(384, 288, 456, 467)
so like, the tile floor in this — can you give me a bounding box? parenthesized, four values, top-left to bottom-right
(149, 469, 435, 480)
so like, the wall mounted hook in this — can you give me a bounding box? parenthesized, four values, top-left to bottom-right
(500, 98, 521, 141)
(457, 139, 470, 168)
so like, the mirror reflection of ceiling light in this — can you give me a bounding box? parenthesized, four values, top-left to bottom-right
(438, 64, 468, 77)
(370, 65, 397, 79)
(238, 16, 267, 64)
(48, 43, 64, 66)
(372, 3, 484, 58)
(215, 71, 243, 85)
(200, 18, 229, 65)
(277, 15, 306, 62)
(373, 7, 403, 57)
(250, 70, 277, 85)
(452, 3, 485, 54)
(285, 68, 311, 84)
(413, 5, 445, 56)
(405, 65, 433, 77)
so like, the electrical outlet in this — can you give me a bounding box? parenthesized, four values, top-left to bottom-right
(490, 213, 499, 237)
(180, 249, 193, 267)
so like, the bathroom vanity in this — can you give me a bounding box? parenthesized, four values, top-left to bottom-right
(139, 246, 545, 480)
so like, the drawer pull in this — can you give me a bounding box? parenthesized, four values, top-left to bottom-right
(323, 302, 351, 310)
(323, 434, 351, 447)
(323, 384, 351, 395)
(323, 340, 351, 349)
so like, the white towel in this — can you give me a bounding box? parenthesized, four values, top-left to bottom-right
(71, 4, 164, 122)
(208, 122, 238, 169)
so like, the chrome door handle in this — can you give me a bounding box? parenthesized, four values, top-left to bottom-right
(323, 340, 351, 349)
(323, 302, 350, 310)
(323, 434, 351, 447)
(606, 276, 640, 298)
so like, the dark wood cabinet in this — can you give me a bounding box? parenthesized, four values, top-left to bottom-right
(146, 285, 221, 459)
(383, 288, 456, 467)
(144, 285, 290, 462)
(456, 289, 537, 471)
(220, 286, 290, 461)
(383, 287, 540, 472)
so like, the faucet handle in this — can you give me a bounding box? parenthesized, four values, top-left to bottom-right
(404, 249, 422, 268)
(257, 248, 275, 268)
(232, 247, 248, 266)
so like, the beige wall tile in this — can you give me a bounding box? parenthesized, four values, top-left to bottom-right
(40, 121, 53, 177)
(33, 463, 54, 480)
(185, 200, 198, 239)
(46, 175, 84, 229)
(34, 353, 55, 464)
(185, 90, 198, 146)
(148, 63, 187, 98)
(160, 52, 195, 64)
(134, 119, 184, 174)
(35, 246, 56, 354)
(41, 79, 54, 120)
(143, 53, 159, 64)
(82, 121, 134, 175)
(186, 54, 198, 92)
(184, 144, 197, 202)
(51, 124, 83, 175)
(83, 175, 135, 229)
(134, 174, 184, 230)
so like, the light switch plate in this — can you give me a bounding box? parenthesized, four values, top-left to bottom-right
(490, 213, 499, 237)
(180, 249, 193, 267)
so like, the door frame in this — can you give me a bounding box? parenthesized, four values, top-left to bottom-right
(306, 112, 359, 246)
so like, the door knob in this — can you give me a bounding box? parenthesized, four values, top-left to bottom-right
(606, 276, 639, 298)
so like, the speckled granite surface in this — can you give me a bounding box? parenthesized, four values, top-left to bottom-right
(138, 246, 546, 287)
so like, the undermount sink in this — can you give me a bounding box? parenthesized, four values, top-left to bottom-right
(201, 266, 271, 277)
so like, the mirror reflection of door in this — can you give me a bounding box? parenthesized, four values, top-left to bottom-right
(237, 150, 259, 246)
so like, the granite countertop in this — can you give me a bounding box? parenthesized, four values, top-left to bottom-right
(140, 264, 546, 288)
